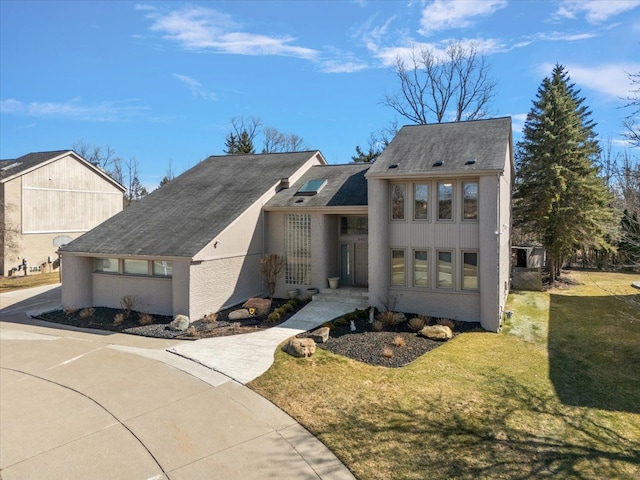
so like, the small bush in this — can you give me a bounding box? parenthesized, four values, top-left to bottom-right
(120, 294, 137, 317)
(382, 347, 394, 358)
(377, 310, 397, 329)
(64, 307, 78, 315)
(266, 311, 281, 323)
(204, 312, 218, 323)
(372, 320, 384, 332)
(79, 307, 95, 318)
(287, 297, 302, 308)
(408, 316, 428, 332)
(138, 312, 153, 325)
(280, 303, 293, 313)
(232, 322, 241, 333)
(186, 326, 197, 336)
(113, 312, 125, 326)
(392, 335, 406, 347)
(437, 318, 456, 330)
(333, 316, 349, 328)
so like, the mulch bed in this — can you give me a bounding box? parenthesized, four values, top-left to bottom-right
(36, 302, 483, 367)
(302, 316, 483, 367)
(36, 298, 305, 340)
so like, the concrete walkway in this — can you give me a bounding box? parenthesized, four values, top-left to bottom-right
(168, 301, 356, 384)
(1, 286, 357, 480)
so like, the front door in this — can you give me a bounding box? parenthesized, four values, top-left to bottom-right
(354, 243, 368, 286)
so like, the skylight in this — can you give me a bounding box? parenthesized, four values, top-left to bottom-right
(1, 162, 22, 171)
(295, 179, 327, 196)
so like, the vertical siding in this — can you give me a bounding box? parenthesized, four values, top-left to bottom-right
(368, 178, 388, 308)
(478, 175, 500, 331)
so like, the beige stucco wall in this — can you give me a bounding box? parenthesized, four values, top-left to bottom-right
(61, 255, 93, 309)
(92, 273, 173, 315)
(2, 153, 123, 276)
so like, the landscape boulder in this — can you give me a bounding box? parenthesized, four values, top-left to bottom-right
(310, 326, 330, 344)
(418, 324, 453, 341)
(242, 297, 272, 316)
(169, 315, 190, 332)
(229, 309, 252, 320)
(282, 337, 316, 358)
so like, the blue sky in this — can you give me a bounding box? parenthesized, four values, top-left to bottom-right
(1, 0, 639, 189)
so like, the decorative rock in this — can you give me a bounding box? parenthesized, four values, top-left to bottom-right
(418, 324, 453, 341)
(393, 312, 406, 324)
(229, 309, 252, 320)
(282, 337, 316, 357)
(169, 315, 190, 331)
(310, 326, 330, 343)
(242, 298, 272, 316)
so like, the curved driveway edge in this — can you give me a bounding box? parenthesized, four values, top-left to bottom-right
(167, 301, 356, 384)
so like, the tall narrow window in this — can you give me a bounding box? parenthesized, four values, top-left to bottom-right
(462, 252, 478, 289)
(391, 184, 406, 220)
(462, 182, 478, 220)
(285, 214, 311, 284)
(437, 251, 453, 288)
(414, 184, 429, 220)
(413, 250, 429, 287)
(437, 182, 453, 220)
(391, 249, 406, 286)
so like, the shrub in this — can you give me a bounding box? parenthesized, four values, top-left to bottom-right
(120, 294, 137, 317)
(232, 322, 241, 333)
(437, 318, 456, 330)
(376, 310, 397, 329)
(280, 303, 293, 313)
(287, 297, 302, 308)
(138, 312, 153, 325)
(382, 347, 394, 358)
(64, 307, 78, 315)
(113, 313, 125, 326)
(204, 312, 218, 323)
(333, 316, 349, 328)
(266, 311, 281, 323)
(372, 320, 384, 332)
(392, 335, 406, 347)
(408, 316, 428, 332)
(79, 307, 95, 318)
(186, 326, 197, 336)
(260, 253, 285, 299)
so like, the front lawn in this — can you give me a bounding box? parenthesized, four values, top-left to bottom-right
(0, 272, 60, 292)
(249, 270, 640, 480)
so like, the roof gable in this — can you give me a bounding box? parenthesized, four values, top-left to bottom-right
(368, 117, 512, 177)
(60, 151, 323, 257)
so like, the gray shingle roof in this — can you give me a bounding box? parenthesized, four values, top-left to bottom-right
(0, 150, 70, 180)
(60, 151, 322, 258)
(265, 164, 369, 209)
(368, 117, 512, 177)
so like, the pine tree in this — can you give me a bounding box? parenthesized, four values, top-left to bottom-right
(513, 64, 614, 281)
(224, 133, 238, 154)
(237, 130, 255, 154)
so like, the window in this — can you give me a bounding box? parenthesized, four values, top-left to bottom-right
(437, 251, 453, 288)
(414, 183, 429, 220)
(153, 260, 173, 277)
(413, 250, 429, 287)
(391, 184, 406, 220)
(463, 182, 478, 220)
(340, 216, 368, 235)
(94, 258, 118, 273)
(437, 182, 453, 220)
(285, 214, 311, 284)
(296, 179, 327, 196)
(123, 259, 148, 275)
(391, 249, 406, 286)
(462, 252, 478, 290)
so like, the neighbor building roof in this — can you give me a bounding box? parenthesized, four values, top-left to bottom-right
(60, 151, 324, 258)
(0, 150, 71, 180)
(367, 117, 512, 178)
(265, 163, 369, 209)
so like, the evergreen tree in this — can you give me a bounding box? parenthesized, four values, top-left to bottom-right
(513, 64, 614, 281)
(224, 133, 238, 154)
(619, 209, 640, 267)
(237, 130, 255, 154)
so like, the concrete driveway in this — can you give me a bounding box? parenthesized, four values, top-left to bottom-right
(0, 285, 355, 480)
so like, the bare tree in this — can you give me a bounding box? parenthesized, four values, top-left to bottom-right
(158, 159, 176, 188)
(229, 116, 263, 146)
(352, 120, 399, 163)
(383, 41, 497, 124)
(262, 126, 307, 153)
(73, 140, 120, 172)
(123, 158, 148, 207)
(622, 72, 640, 148)
(1, 200, 21, 271)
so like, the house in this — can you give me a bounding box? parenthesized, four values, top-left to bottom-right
(0, 150, 125, 277)
(60, 117, 512, 332)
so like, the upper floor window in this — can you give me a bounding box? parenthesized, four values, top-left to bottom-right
(340, 216, 368, 235)
(462, 182, 478, 220)
(414, 184, 429, 220)
(437, 182, 453, 220)
(391, 184, 406, 220)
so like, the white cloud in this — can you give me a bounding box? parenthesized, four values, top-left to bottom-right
(555, 0, 640, 24)
(538, 62, 640, 99)
(535, 31, 599, 41)
(139, 4, 318, 60)
(172, 74, 216, 100)
(419, 0, 507, 36)
(0, 98, 149, 122)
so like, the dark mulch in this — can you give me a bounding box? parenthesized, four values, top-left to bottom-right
(36, 298, 307, 340)
(302, 316, 483, 367)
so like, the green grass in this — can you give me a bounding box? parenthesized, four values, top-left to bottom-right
(250, 270, 640, 480)
(0, 272, 60, 292)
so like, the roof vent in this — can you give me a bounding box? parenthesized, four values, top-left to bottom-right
(465, 159, 476, 166)
(432, 160, 443, 167)
(388, 163, 399, 169)
(295, 198, 304, 203)
(277, 177, 290, 192)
